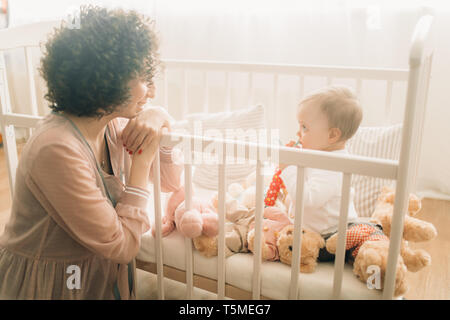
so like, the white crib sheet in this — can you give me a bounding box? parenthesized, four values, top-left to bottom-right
(138, 185, 382, 300)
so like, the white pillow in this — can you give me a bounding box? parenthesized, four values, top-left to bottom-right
(177, 105, 266, 189)
(347, 124, 403, 217)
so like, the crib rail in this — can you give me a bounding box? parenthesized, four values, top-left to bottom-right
(163, 59, 409, 81)
(159, 59, 409, 131)
(154, 131, 400, 300)
(161, 132, 398, 179)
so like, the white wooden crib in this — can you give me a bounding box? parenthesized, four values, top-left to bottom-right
(0, 15, 434, 300)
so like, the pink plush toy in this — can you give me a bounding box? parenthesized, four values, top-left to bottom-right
(152, 187, 219, 239)
(151, 187, 184, 238)
(247, 206, 292, 261)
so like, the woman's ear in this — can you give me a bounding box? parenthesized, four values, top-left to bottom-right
(328, 127, 342, 144)
(146, 83, 155, 99)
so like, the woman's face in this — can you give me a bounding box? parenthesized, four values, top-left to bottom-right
(117, 78, 155, 118)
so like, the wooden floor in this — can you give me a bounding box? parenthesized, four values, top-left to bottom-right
(0, 145, 448, 300)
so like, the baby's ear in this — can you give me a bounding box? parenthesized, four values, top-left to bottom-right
(328, 127, 342, 144)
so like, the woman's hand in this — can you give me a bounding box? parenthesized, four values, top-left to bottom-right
(122, 106, 173, 155)
(127, 126, 166, 189)
(132, 127, 165, 164)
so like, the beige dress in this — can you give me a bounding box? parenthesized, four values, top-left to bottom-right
(0, 112, 183, 299)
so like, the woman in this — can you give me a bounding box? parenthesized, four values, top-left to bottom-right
(0, 6, 182, 299)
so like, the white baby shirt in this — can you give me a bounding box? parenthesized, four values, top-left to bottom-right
(279, 149, 359, 235)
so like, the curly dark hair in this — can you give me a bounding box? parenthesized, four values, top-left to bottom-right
(40, 5, 160, 118)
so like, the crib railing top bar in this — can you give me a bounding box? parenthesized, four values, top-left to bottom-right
(278, 148, 398, 179)
(0, 114, 399, 179)
(162, 59, 409, 81)
(0, 20, 61, 50)
(0, 51, 407, 81)
(0, 113, 42, 128)
(160, 133, 398, 180)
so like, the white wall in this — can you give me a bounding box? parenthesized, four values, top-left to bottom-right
(5, 0, 450, 199)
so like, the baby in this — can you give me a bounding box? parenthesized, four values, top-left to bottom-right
(279, 85, 363, 236)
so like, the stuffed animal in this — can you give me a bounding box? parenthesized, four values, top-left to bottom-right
(193, 195, 255, 258)
(151, 186, 219, 239)
(246, 205, 324, 273)
(324, 186, 437, 297)
(276, 225, 325, 273)
(370, 186, 436, 244)
(151, 187, 184, 238)
(229, 176, 274, 210)
(190, 180, 258, 258)
(264, 168, 288, 207)
(264, 139, 300, 216)
(234, 170, 291, 214)
(247, 206, 293, 261)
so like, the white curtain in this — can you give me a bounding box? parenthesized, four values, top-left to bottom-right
(5, 0, 450, 199)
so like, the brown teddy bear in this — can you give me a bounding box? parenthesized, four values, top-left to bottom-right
(324, 186, 437, 297)
(247, 206, 325, 273)
(276, 224, 326, 273)
(247, 206, 292, 261)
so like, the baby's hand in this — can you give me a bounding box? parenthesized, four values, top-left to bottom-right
(279, 140, 301, 171)
(286, 140, 301, 148)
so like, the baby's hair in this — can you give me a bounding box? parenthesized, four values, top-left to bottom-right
(300, 85, 363, 141)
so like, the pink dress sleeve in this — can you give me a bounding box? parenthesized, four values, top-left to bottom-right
(152, 146, 183, 192)
(28, 142, 151, 264)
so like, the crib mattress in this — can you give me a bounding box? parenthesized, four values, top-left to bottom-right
(137, 185, 382, 300)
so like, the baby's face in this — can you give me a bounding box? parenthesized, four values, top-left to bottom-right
(296, 102, 331, 151)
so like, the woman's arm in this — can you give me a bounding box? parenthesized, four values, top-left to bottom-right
(152, 146, 183, 192)
(28, 142, 151, 264)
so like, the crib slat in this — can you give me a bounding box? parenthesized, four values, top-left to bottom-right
(163, 69, 169, 110)
(225, 71, 231, 111)
(24, 47, 38, 116)
(203, 71, 209, 113)
(327, 76, 333, 86)
(25, 47, 38, 139)
(273, 74, 279, 130)
(184, 163, 194, 299)
(182, 70, 188, 118)
(217, 148, 226, 299)
(248, 72, 254, 106)
(299, 75, 305, 101)
(356, 79, 363, 97)
(385, 80, 393, 121)
(0, 52, 19, 197)
(152, 151, 165, 300)
(289, 166, 305, 300)
(252, 160, 264, 299)
(332, 173, 352, 299)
